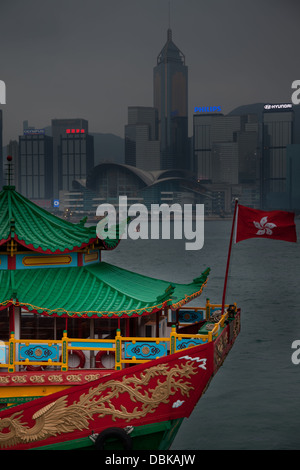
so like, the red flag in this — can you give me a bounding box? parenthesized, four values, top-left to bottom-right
(235, 205, 297, 243)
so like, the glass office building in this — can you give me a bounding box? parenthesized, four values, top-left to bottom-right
(125, 107, 160, 170)
(286, 144, 300, 211)
(262, 106, 294, 209)
(194, 112, 261, 212)
(59, 131, 94, 192)
(18, 133, 53, 199)
(52, 119, 89, 198)
(194, 114, 242, 182)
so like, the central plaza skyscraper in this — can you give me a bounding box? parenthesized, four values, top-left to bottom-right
(153, 28, 189, 170)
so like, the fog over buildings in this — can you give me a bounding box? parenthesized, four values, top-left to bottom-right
(1, 0, 300, 214)
(1, 0, 299, 142)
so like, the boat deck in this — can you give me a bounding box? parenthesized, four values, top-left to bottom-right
(0, 307, 240, 450)
(0, 304, 240, 408)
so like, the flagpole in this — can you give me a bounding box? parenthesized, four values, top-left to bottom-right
(221, 198, 238, 315)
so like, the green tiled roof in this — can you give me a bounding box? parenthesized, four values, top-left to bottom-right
(0, 186, 99, 253)
(0, 263, 210, 318)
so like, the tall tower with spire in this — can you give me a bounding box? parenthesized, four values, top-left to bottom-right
(153, 28, 189, 170)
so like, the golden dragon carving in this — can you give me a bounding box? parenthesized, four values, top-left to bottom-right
(0, 361, 198, 449)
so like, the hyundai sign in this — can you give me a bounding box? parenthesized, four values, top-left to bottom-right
(53, 200, 59, 208)
(264, 103, 292, 110)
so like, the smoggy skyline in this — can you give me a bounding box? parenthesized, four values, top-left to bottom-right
(0, 0, 299, 145)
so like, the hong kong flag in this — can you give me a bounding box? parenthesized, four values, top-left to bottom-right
(235, 205, 297, 243)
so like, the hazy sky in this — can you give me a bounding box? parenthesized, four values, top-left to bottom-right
(0, 0, 299, 145)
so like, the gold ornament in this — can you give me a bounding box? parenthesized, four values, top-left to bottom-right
(0, 361, 197, 449)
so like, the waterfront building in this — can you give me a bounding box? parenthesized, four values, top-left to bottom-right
(211, 142, 239, 185)
(6, 140, 19, 190)
(194, 114, 242, 182)
(18, 131, 53, 200)
(286, 143, 300, 212)
(194, 112, 260, 212)
(125, 107, 160, 171)
(58, 163, 207, 217)
(262, 105, 294, 209)
(59, 129, 94, 192)
(237, 114, 260, 185)
(51, 118, 89, 198)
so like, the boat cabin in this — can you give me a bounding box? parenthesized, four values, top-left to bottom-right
(0, 185, 237, 384)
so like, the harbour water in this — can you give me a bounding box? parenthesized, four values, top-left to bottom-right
(102, 219, 300, 450)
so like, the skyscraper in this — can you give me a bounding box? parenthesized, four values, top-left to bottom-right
(125, 106, 160, 170)
(194, 113, 259, 185)
(6, 140, 19, 190)
(59, 129, 94, 192)
(153, 29, 188, 170)
(193, 112, 261, 213)
(287, 144, 300, 211)
(194, 114, 241, 182)
(262, 105, 294, 209)
(51, 118, 89, 198)
(18, 131, 53, 200)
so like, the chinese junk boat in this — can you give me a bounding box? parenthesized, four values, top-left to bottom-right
(0, 184, 240, 451)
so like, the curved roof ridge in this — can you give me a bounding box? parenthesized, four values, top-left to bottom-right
(0, 263, 210, 318)
(0, 185, 100, 253)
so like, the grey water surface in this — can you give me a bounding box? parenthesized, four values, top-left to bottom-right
(102, 219, 300, 450)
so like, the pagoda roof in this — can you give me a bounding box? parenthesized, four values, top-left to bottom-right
(0, 186, 110, 253)
(0, 262, 210, 318)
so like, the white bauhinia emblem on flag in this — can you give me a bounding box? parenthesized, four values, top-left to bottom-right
(253, 216, 277, 236)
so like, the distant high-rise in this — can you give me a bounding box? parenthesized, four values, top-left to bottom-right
(211, 142, 239, 185)
(193, 112, 261, 212)
(153, 29, 189, 170)
(262, 105, 294, 209)
(193, 114, 241, 182)
(18, 132, 53, 200)
(6, 140, 19, 190)
(51, 118, 89, 198)
(59, 129, 94, 192)
(125, 106, 160, 170)
(287, 144, 300, 211)
(194, 113, 259, 185)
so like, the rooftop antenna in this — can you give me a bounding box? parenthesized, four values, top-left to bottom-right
(167, 0, 172, 40)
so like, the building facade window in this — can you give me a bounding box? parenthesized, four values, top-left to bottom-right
(60, 134, 94, 192)
(18, 134, 53, 199)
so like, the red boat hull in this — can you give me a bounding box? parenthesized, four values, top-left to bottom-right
(0, 312, 240, 450)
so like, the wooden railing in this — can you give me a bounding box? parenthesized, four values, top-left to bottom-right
(0, 303, 236, 372)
